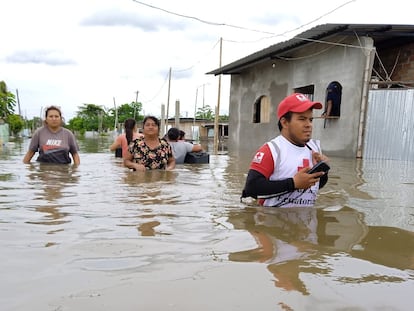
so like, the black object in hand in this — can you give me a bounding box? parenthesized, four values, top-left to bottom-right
(308, 161, 330, 174)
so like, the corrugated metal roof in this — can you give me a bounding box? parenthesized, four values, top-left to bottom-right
(207, 23, 414, 75)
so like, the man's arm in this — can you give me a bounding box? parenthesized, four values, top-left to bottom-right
(242, 169, 295, 199)
(326, 99, 333, 116)
(191, 144, 202, 152)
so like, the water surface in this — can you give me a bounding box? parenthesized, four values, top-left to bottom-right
(0, 137, 413, 311)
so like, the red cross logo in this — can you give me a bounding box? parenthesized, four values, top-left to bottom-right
(298, 158, 309, 171)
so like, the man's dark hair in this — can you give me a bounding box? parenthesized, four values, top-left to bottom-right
(277, 111, 293, 131)
(167, 127, 180, 140)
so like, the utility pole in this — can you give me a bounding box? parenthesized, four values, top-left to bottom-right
(193, 87, 198, 140)
(166, 67, 172, 133)
(134, 90, 139, 119)
(213, 37, 223, 154)
(113, 97, 118, 132)
(16, 89, 21, 116)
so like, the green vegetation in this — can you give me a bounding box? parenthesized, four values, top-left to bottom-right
(0, 81, 16, 118)
(1, 79, 229, 137)
(195, 105, 215, 120)
(0, 80, 25, 136)
(195, 104, 228, 122)
(66, 102, 143, 134)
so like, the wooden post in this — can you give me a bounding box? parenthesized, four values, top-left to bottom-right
(166, 67, 172, 134)
(175, 100, 180, 128)
(356, 46, 375, 158)
(113, 97, 118, 132)
(160, 104, 166, 137)
(213, 37, 222, 154)
(134, 91, 139, 119)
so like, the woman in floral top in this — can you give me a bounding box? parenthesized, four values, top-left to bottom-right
(124, 115, 175, 171)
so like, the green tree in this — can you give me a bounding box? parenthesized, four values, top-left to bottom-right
(67, 116, 85, 134)
(107, 102, 143, 130)
(26, 117, 42, 132)
(0, 81, 16, 119)
(75, 104, 109, 132)
(195, 105, 214, 120)
(6, 114, 24, 136)
(219, 114, 229, 122)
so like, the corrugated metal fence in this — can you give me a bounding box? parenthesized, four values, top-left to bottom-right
(364, 89, 414, 161)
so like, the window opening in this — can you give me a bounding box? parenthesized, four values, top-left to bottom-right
(294, 85, 315, 101)
(253, 95, 270, 123)
(322, 81, 342, 128)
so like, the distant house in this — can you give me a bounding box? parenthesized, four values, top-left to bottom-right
(208, 24, 414, 160)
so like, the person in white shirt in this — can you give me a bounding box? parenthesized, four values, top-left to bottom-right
(242, 93, 329, 208)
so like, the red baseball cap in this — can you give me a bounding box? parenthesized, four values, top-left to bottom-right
(277, 93, 322, 119)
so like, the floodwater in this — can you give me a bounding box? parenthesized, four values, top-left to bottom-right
(1, 136, 413, 311)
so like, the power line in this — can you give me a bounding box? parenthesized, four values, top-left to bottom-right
(132, 0, 358, 108)
(223, 0, 356, 45)
(141, 70, 170, 104)
(131, 0, 356, 38)
(131, 0, 275, 35)
(173, 38, 221, 73)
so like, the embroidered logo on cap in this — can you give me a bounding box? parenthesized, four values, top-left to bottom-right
(295, 94, 308, 102)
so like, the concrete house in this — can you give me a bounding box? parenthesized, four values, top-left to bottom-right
(208, 24, 414, 160)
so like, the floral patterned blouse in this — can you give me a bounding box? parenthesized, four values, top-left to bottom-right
(128, 137, 173, 170)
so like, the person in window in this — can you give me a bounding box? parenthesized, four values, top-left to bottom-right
(166, 127, 202, 164)
(123, 116, 175, 171)
(242, 93, 329, 207)
(23, 106, 80, 165)
(322, 81, 342, 117)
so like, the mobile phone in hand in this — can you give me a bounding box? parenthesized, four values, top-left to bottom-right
(308, 161, 330, 174)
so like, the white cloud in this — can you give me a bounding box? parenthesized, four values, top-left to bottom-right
(1, 0, 413, 121)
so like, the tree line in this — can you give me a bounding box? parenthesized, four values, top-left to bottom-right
(0, 80, 24, 136)
(1, 80, 228, 137)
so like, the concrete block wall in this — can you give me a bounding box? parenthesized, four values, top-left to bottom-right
(228, 36, 374, 159)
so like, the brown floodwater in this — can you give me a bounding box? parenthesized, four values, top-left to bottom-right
(1, 136, 413, 311)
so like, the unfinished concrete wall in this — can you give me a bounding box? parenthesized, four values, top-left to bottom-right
(228, 36, 374, 159)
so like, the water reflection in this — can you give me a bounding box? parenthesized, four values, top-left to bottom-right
(227, 205, 414, 296)
(25, 163, 79, 226)
(76, 136, 112, 153)
(122, 169, 178, 186)
(137, 220, 162, 236)
(27, 163, 79, 201)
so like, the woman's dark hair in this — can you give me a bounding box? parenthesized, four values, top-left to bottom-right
(45, 106, 62, 118)
(178, 130, 185, 140)
(44, 106, 63, 125)
(143, 115, 160, 128)
(278, 111, 292, 131)
(124, 118, 136, 145)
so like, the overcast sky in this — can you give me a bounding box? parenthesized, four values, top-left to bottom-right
(1, 0, 413, 121)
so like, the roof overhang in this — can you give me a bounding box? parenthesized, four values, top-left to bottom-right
(207, 23, 414, 75)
